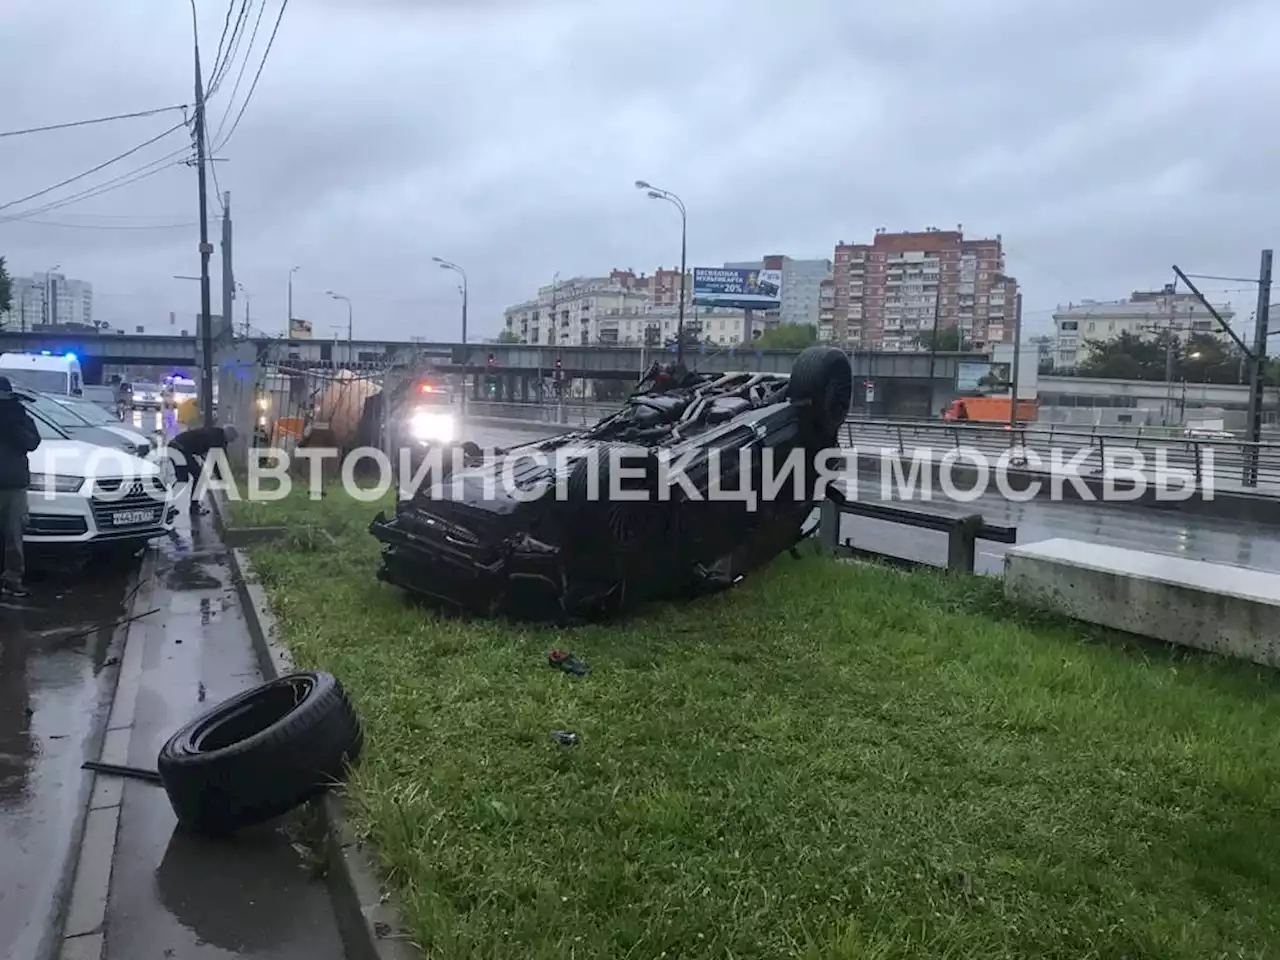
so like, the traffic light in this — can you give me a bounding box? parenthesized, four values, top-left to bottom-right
(487, 353, 495, 366)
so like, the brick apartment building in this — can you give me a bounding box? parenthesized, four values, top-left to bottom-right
(824, 227, 1018, 352)
(609, 267, 689, 308)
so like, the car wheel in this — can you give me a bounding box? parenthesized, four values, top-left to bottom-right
(156, 671, 362, 836)
(788, 346, 853, 446)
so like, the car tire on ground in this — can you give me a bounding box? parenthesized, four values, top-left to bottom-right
(788, 346, 854, 446)
(156, 671, 362, 836)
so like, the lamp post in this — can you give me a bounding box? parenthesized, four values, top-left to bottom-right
(433, 256, 468, 419)
(326, 291, 353, 363)
(634, 180, 687, 364)
(236, 281, 250, 337)
(287, 265, 300, 332)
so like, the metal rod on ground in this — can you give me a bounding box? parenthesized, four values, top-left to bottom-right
(191, 2, 215, 430)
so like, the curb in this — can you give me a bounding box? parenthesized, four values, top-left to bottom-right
(51, 546, 159, 960)
(216, 492, 420, 960)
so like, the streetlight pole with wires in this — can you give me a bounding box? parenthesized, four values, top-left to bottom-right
(433, 257, 468, 420)
(327, 291, 353, 360)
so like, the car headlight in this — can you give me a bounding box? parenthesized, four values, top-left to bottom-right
(409, 411, 456, 443)
(28, 473, 84, 493)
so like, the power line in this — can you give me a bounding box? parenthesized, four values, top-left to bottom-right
(215, 0, 289, 151)
(4, 218, 197, 231)
(0, 120, 187, 213)
(212, 0, 270, 145)
(0, 144, 192, 222)
(0, 105, 188, 139)
(208, 0, 253, 98)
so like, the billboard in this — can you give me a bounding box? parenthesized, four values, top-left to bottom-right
(956, 360, 1012, 395)
(289, 318, 313, 340)
(692, 267, 782, 309)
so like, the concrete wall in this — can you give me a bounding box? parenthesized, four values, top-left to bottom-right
(1005, 538, 1280, 668)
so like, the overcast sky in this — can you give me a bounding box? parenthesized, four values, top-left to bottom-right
(1, 0, 1277, 342)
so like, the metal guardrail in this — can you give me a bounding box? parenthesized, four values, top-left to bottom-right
(838, 417, 1280, 491)
(464, 401, 1280, 491)
(816, 495, 1017, 574)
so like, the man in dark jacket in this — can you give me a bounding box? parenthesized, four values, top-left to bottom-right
(0, 376, 41, 598)
(168, 423, 239, 515)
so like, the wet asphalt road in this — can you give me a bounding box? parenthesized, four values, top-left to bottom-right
(0, 561, 139, 960)
(3, 415, 1279, 958)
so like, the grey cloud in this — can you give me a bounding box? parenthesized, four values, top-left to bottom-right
(0, 0, 1277, 341)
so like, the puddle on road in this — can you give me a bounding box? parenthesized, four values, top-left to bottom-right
(164, 555, 224, 592)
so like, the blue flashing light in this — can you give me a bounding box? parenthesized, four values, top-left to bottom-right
(40, 350, 51, 356)
(65, 352, 77, 362)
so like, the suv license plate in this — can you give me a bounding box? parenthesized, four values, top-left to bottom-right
(112, 509, 157, 526)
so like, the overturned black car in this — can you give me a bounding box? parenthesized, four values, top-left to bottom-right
(369, 345, 854, 622)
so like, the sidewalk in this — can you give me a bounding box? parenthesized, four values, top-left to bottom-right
(56, 509, 346, 960)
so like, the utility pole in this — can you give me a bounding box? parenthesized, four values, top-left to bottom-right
(1008, 291, 1024, 430)
(192, 4, 215, 430)
(1163, 283, 1177, 426)
(220, 190, 233, 351)
(1245, 250, 1272, 486)
(1173, 254, 1272, 487)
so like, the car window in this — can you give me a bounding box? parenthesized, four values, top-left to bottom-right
(56, 398, 115, 426)
(22, 393, 90, 427)
(21, 403, 70, 440)
(0, 368, 68, 393)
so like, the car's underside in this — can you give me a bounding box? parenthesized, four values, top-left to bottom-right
(370, 347, 854, 623)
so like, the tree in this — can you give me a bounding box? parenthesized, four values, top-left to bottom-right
(920, 327, 960, 352)
(1078, 329, 1245, 384)
(496, 328, 521, 344)
(752, 322, 817, 350)
(0, 257, 11, 319)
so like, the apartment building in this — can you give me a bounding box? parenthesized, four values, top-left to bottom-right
(502, 269, 764, 347)
(3, 271, 93, 330)
(1051, 290, 1235, 371)
(723, 255, 832, 327)
(826, 227, 1017, 352)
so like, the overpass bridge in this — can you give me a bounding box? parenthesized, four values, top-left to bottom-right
(0, 330, 972, 416)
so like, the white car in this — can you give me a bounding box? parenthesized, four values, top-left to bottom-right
(131, 380, 163, 410)
(25, 415, 177, 551)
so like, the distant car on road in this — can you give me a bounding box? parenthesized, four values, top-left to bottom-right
(80, 384, 122, 418)
(131, 380, 163, 410)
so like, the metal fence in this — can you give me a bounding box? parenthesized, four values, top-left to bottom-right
(838, 417, 1280, 491)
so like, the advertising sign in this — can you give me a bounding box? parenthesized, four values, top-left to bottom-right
(289, 318, 313, 340)
(956, 360, 1012, 396)
(692, 267, 782, 309)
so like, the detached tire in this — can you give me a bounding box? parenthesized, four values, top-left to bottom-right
(157, 671, 362, 836)
(789, 346, 853, 446)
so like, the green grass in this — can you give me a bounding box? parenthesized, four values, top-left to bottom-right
(244, 486, 1280, 960)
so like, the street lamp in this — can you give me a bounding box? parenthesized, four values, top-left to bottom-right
(287, 265, 300, 329)
(634, 179, 688, 364)
(433, 256, 468, 419)
(236, 282, 251, 336)
(326, 290, 352, 346)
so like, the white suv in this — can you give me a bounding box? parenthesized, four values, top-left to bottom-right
(25, 413, 177, 550)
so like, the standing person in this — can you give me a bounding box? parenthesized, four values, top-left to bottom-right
(0, 376, 41, 598)
(168, 423, 239, 515)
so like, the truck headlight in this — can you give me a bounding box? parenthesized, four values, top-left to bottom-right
(29, 473, 85, 494)
(409, 411, 456, 443)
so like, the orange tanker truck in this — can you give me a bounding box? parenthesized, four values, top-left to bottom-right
(943, 396, 1038, 423)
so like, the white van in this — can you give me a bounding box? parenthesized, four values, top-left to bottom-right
(0, 351, 83, 397)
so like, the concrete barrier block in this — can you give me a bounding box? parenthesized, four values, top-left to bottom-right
(1004, 538, 1280, 668)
